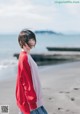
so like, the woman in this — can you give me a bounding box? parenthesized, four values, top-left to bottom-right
(15, 29, 48, 114)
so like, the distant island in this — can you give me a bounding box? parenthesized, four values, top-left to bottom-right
(35, 30, 62, 35)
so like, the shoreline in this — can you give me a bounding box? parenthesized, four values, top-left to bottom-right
(0, 60, 80, 82)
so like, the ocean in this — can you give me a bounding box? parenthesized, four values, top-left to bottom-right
(0, 33, 80, 81)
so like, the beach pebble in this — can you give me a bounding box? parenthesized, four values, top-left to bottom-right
(71, 97, 75, 101)
(48, 97, 52, 100)
(59, 91, 64, 93)
(66, 109, 70, 112)
(65, 91, 70, 94)
(58, 107, 63, 110)
(73, 88, 79, 90)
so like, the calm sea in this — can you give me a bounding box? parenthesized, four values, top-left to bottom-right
(0, 33, 80, 81)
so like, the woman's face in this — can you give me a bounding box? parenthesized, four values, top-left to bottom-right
(24, 39, 36, 52)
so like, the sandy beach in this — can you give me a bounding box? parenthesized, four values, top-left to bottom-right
(0, 61, 80, 114)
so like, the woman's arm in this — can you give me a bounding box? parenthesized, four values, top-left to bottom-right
(20, 54, 37, 110)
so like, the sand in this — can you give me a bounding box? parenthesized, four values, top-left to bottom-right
(0, 61, 80, 114)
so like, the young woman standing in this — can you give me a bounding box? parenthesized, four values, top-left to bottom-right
(15, 29, 48, 114)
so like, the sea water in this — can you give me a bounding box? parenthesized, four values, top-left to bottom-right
(0, 33, 80, 81)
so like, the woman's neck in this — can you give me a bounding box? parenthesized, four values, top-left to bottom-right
(22, 48, 30, 54)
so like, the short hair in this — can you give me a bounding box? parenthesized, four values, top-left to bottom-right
(18, 29, 36, 48)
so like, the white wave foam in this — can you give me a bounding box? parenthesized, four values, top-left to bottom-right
(0, 59, 18, 70)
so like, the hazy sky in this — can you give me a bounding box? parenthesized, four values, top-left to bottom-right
(0, 0, 80, 33)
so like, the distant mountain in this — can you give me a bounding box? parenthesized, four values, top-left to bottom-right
(35, 30, 62, 35)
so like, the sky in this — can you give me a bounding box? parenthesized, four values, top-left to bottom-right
(0, 0, 80, 34)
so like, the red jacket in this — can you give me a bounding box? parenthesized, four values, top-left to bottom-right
(15, 51, 37, 114)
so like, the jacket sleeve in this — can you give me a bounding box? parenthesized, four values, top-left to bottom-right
(20, 54, 37, 110)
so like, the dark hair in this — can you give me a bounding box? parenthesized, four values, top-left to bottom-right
(18, 29, 36, 48)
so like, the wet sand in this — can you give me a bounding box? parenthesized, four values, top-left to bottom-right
(0, 61, 80, 114)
